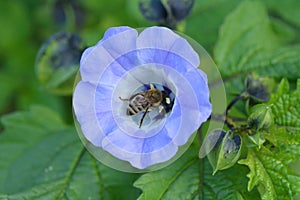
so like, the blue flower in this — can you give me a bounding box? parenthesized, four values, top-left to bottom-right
(73, 26, 212, 170)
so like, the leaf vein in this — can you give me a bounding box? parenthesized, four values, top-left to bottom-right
(157, 158, 198, 199)
(55, 147, 85, 199)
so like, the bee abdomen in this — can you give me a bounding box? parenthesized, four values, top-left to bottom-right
(127, 102, 148, 115)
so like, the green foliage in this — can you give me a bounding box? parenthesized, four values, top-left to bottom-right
(185, 0, 240, 52)
(214, 0, 300, 96)
(203, 161, 260, 200)
(266, 79, 300, 162)
(269, 79, 300, 128)
(0, 106, 139, 199)
(1, 0, 300, 199)
(214, 1, 280, 76)
(237, 79, 300, 199)
(242, 45, 300, 80)
(239, 148, 300, 200)
(210, 1, 300, 198)
(265, 127, 300, 164)
(264, 0, 300, 29)
(134, 140, 257, 200)
(134, 141, 200, 200)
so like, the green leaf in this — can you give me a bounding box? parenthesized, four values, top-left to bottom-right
(214, 1, 300, 80)
(134, 139, 257, 200)
(0, 106, 139, 199)
(134, 141, 200, 200)
(264, 127, 300, 164)
(244, 131, 265, 148)
(269, 79, 300, 128)
(214, 1, 280, 75)
(203, 159, 260, 200)
(241, 45, 300, 80)
(185, 0, 240, 51)
(264, 79, 300, 163)
(264, 0, 300, 28)
(239, 148, 300, 199)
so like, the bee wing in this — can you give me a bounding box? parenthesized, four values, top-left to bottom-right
(199, 130, 225, 158)
(151, 106, 167, 122)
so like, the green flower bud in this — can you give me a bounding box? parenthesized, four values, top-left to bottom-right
(139, 0, 167, 24)
(205, 130, 242, 175)
(35, 32, 85, 95)
(248, 104, 274, 131)
(52, 0, 84, 28)
(245, 73, 274, 102)
(139, 0, 195, 29)
(166, 0, 195, 21)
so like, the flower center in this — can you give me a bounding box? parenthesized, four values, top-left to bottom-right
(120, 83, 175, 128)
(111, 63, 178, 137)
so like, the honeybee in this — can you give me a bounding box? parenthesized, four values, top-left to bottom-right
(119, 83, 173, 128)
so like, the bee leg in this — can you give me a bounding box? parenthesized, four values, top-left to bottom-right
(139, 106, 150, 128)
(119, 96, 129, 101)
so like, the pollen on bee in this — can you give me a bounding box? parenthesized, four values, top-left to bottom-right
(159, 105, 164, 113)
(150, 83, 155, 90)
(165, 97, 171, 104)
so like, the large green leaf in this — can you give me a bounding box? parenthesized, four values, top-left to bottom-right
(203, 160, 260, 200)
(265, 79, 300, 164)
(0, 106, 139, 200)
(264, 0, 300, 28)
(269, 79, 300, 128)
(265, 127, 300, 164)
(186, 0, 300, 53)
(185, 0, 240, 52)
(214, 1, 280, 74)
(214, 1, 300, 80)
(239, 148, 300, 200)
(134, 139, 259, 200)
(239, 45, 300, 80)
(134, 141, 200, 200)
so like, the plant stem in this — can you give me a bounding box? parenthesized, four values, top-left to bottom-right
(226, 94, 246, 115)
(198, 129, 203, 199)
(224, 93, 248, 129)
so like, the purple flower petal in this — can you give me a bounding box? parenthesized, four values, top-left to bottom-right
(73, 82, 103, 146)
(101, 26, 134, 43)
(137, 26, 200, 67)
(80, 27, 138, 84)
(73, 26, 213, 171)
(102, 128, 178, 169)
